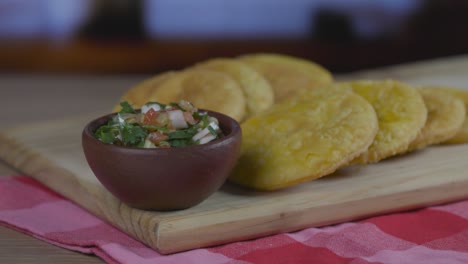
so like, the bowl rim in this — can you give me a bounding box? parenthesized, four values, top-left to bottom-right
(82, 109, 241, 153)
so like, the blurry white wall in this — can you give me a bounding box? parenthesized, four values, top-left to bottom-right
(0, 0, 421, 40)
(0, 0, 91, 40)
(143, 0, 421, 39)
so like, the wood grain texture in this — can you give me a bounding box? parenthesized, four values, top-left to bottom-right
(1, 107, 468, 254)
(339, 55, 468, 86)
(1, 55, 468, 255)
(0, 226, 104, 264)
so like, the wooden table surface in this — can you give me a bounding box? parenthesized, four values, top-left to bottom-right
(1, 56, 467, 263)
(0, 75, 145, 263)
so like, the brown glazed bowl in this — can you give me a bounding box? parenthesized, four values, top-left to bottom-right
(82, 110, 241, 211)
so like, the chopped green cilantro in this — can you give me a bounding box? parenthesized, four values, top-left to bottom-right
(168, 139, 192, 147)
(121, 123, 147, 146)
(95, 100, 221, 148)
(207, 125, 217, 136)
(168, 127, 198, 140)
(119, 101, 136, 114)
(95, 125, 119, 144)
(142, 125, 170, 133)
(200, 114, 209, 127)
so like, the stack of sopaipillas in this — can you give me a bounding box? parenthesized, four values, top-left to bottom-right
(113, 53, 468, 191)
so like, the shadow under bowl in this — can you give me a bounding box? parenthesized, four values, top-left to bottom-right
(82, 110, 242, 211)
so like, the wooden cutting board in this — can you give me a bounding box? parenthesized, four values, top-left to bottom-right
(1, 56, 468, 254)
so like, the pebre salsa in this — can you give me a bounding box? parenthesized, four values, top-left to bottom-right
(94, 100, 222, 148)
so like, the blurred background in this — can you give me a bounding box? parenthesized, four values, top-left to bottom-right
(0, 0, 467, 74)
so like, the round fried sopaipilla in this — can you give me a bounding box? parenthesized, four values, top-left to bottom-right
(429, 87, 468, 144)
(229, 87, 378, 191)
(408, 87, 465, 150)
(193, 58, 274, 119)
(146, 69, 247, 122)
(332, 80, 427, 164)
(238, 53, 332, 103)
(112, 71, 175, 112)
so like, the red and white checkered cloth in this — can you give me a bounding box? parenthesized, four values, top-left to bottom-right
(1, 176, 468, 264)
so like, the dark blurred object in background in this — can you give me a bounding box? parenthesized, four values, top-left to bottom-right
(0, 0, 467, 74)
(402, 0, 468, 58)
(313, 9, 356, 43)
(79, 0, 145, 40)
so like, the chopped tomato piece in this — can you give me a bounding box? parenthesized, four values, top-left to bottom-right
(143, 108, 160, 125)
(148, 131, 168, 144)
(183, 111, 196, 125)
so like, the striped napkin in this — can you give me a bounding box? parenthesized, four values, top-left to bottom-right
(1, 176, 468, 264)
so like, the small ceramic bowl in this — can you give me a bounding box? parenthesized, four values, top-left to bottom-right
(82, 110, 241, 211)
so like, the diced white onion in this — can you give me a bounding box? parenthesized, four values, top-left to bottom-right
(199, 134, 217, 144)
(116, 113, 127, 125)
(141, 104, 162, 114)
(208, 116, 219, 125)
(192, 128, 209, 142)
(209, 122, 219, 131)
(143, 137, 156, 148)
(192, 122, 219, 142)
(167, 110, 188, 129)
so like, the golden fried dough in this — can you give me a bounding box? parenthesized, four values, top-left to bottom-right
(193, 58, 274, 119)
(333, 80, 427, 164)
(112, 71, 175, 112)
(229, 87, 378, 191)
(408, 88, 465, 150)
(238, 53, 333, 102)
(147, 69, 246, 122)
(432, 87, 468, 144)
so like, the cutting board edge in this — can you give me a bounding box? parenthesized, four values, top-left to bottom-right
(0, 131, 170, 251)
(0, 131, 103, 213)
(2, 120, 468, 255)
(154, 177, 468, 254)
(339, 54, 468, 81)
(0, 112, 105, 132)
